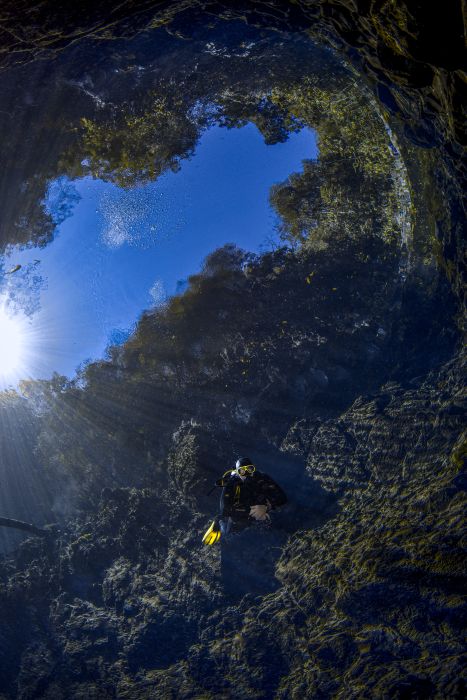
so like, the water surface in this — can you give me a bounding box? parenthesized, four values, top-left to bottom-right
(1, 123, 316, 388)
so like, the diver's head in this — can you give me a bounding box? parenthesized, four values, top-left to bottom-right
(235, 457, 255, 479)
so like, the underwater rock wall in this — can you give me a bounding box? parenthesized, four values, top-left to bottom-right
(156, 354, 466, 699)
(0, 353, 464, 698)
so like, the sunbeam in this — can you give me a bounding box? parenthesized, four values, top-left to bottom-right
(0, 303, 26, 388)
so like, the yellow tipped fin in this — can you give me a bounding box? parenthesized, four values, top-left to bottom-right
(202, 520, 221, 545)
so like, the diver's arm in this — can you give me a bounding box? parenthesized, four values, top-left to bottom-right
(257, 474, 287, 510)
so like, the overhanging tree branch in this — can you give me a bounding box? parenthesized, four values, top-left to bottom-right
(0, 516, 47, 536)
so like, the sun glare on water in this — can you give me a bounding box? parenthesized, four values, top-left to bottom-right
(0, 305, 26, 388)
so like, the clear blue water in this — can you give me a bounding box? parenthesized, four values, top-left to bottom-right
(1, 123, 316, 386)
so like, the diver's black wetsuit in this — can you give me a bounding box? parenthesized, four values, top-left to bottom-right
(220, 471, 287, 529)
(218, 470, 287, 596)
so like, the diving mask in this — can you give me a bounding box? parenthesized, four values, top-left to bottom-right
(236, 464, 255, 476)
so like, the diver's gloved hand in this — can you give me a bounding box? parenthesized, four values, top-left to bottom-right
(249, 504, 270, 521)
(202, 519, 221, 545)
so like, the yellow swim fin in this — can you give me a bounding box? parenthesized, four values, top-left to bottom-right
(202, 519, 221, 545)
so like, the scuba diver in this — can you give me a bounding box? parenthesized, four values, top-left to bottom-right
(202, 457, 287, 545)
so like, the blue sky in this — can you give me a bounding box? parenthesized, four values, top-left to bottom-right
(2, 122, 316, 384)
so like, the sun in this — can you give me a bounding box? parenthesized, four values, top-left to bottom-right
(0, 305, 25, 386)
